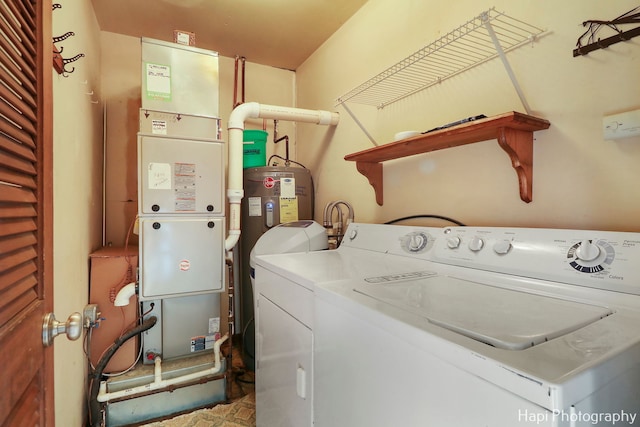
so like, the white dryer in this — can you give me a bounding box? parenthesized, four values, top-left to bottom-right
(252, 222, 442, 427)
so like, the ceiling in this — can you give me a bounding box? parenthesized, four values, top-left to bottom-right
(91, 0, 368, 70)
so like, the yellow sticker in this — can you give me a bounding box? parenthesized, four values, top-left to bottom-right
(279, 197, 299, 223)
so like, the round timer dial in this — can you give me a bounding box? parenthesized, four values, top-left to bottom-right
(567, 239, 615, 273)
(401, 232, 431, 253)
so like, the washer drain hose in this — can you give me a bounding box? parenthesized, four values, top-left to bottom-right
(88, 316, 158, 427)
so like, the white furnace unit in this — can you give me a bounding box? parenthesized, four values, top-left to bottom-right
(137, 39, 225, 363)
(101, 38, 227, 427)
(137, 112, 225, 361)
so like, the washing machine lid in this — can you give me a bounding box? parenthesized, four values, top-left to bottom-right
(354, 273, 614, 350)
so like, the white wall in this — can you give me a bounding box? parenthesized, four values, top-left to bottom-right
(296, 0, 640, 231)
(52, 2, 104, 426)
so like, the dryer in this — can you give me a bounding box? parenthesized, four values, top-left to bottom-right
(252, 222, 441, 426)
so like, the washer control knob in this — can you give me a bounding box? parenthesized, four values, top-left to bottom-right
(446, 236, 461, 249)
(348, 229, 358, 241)
(493, 240, 512, 255)
(575, 239, 600, 262)
(403, 232, 429, 253)
(409, 233, 427, 252)
(468, 236, 484, 252)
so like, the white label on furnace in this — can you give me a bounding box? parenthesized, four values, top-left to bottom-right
(248, 197, 262, 216)
(148, 163, 171, 189)
(209, 317, 220, 334)
(174, 162, 196, 211)
(151, 120, 167, 135)
(145, 63, 171, 100)
(281, 177, 296, 198)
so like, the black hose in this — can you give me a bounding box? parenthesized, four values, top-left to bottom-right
(267, 154, 307, 169)
(88, 316, 158, 427)
(384, 214, 466, 226)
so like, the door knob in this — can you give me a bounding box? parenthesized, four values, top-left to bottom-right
(42, 312, 83, 347)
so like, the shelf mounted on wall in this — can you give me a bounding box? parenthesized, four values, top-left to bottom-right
(336, 8, 548, 112)
(337, 8, 551, 204)
(344, 112, 550, 205)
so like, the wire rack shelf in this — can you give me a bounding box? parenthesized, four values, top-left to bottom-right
(336, 8, 547, 109)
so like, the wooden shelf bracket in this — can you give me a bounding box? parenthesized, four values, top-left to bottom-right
(355, 161, 383, 205)
(497, 127, 534, 203)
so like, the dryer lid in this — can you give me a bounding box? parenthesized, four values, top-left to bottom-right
(355, 274, 613, 350)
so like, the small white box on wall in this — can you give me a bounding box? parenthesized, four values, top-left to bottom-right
(603, 109, 640, 140)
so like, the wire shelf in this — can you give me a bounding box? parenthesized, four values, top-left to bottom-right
(336, 8, 546, 109)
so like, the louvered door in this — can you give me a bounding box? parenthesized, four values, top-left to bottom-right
(0, 0, 54, 426)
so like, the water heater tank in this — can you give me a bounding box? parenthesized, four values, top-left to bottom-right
(239, 166, 314, 370)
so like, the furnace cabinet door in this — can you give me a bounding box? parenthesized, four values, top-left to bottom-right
(138, 135, 224, 215)
(256, 296, 312, 427)
(139, 216, 225, 299)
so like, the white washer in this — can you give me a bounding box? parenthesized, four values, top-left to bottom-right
(315, 224, 640, 427)
(255, 223, 640, 427)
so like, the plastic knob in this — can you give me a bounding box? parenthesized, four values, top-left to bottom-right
(468, 236, 484, 252)
(493, 240, 512, 255)
(575, 239, 600, 262)
(403, 232, 429, 252)
(447, 236, 461, 249)
(409, 233, 426, 251)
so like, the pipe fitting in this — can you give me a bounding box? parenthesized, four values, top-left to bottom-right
(318, 110, 340, 126)
(228, 102, 260, 129)
(114, 282, 137, 307)
(227, 189, 244, 204)
(225, 232, 240, 252)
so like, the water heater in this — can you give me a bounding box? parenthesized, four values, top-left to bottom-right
(240, 166, 314, 369)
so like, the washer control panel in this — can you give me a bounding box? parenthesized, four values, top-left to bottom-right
(433, 227, 640, 295)
(340, 223, 640, 295)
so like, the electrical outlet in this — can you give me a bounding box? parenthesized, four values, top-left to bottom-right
(83, 304, 99, 328)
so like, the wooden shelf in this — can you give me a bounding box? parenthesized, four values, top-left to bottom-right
(344, 111, 550, 205)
